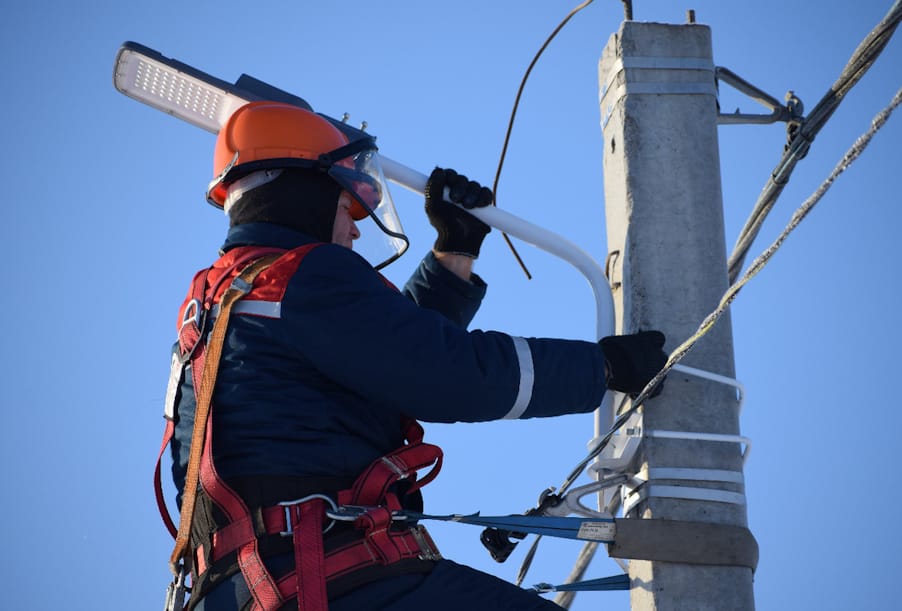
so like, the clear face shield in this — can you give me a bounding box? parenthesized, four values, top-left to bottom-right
(327, 147, 409, 270)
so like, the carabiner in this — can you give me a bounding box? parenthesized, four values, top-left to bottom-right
(163, 564, 188, 611)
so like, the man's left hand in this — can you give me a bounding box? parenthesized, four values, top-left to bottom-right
(425, 167, 492, 258)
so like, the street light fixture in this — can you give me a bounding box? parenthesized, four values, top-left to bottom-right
(112, 41, 311, 134)
(111, 41, 615, 339)
(111, 39, 622, 524)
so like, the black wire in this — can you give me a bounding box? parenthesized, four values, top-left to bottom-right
(727, 1, 902, 282)
(514, 2, 901, 602)
(492, 0, 596, 280)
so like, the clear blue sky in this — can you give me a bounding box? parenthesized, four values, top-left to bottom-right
(2, 1, 899, 609)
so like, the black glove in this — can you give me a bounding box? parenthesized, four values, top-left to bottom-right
(599, 331, 667, 397)
(425, 167, 492, 257)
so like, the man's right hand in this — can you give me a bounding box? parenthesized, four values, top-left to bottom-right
(599, 331, 668, 397)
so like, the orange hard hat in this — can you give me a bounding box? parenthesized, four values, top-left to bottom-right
(204, 101, 409, 269)
(207, 101, 357, 208)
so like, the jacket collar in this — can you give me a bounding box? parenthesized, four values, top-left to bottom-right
(220, 222, 319, 255)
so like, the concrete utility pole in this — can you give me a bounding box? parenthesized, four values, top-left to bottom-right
(599, 20, 755, 611)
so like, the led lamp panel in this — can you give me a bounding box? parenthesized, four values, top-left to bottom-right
(113, 42, 251, 133)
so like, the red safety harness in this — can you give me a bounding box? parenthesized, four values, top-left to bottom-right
(155, 245, 444, 611)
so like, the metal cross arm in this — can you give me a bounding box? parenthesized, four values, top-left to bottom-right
(715, 65, 804, 126)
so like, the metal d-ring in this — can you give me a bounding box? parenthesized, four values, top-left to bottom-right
(278, 494, 339, 536)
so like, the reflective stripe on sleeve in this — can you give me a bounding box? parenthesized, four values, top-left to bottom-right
(211, 300, 282, 319)
(503, 336, 535, 419)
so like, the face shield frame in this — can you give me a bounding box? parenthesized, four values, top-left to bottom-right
(326, 148, 409, 270)
(208, 136, 409, 270)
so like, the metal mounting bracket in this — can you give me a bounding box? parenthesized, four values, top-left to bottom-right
(715, 66, 804, 125)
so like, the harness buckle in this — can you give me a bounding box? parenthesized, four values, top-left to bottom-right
(180, 299, 203, 332)
(177, 298, 207, 364)
(278, 494, 338, 537)
(410, 524, 442, 561)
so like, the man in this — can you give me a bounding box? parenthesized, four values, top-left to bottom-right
(162, 101, 666, 610)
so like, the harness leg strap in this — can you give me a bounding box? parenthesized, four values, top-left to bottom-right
(290, 499, 328, 611)
(240, 539, 285, 611)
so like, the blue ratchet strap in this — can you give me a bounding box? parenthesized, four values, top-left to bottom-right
(531, 573, 630, 593)
(400, 511, 616, 544)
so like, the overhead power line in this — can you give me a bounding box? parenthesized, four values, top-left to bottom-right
(528, 83, 901, 604)
(727, 0, 902, 283)
(506, 3, 901, 600)
(609, 83, 902, 477)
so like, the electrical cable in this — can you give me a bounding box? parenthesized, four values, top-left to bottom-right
(593, 82, 902, 493)
(505, 2, 900, 597)
(727, 0, 902, 283)
(492, 0, 596, 280)
(552, 541, 600, 608)
(551, 493, 625, 608)
(513, 394, 628, 587)
(516, 82, 901, 596)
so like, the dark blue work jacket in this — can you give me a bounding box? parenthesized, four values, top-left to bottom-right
(169, 222, 608, 503)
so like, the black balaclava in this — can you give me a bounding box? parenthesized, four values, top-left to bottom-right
(227, 168, 343, 243)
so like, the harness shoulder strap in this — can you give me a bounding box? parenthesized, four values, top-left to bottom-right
(170, 252, 284, 573)
(158, 243, 444, 611)
(155, 264, 215, 541)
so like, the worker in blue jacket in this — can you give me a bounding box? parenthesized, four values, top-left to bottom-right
(163, 101, 666, 611)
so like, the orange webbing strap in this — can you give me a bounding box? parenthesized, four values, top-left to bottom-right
(169, 254, 283, 575)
